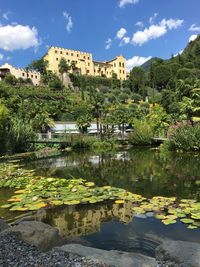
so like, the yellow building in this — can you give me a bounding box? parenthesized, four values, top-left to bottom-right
(44, 46, 127, 80)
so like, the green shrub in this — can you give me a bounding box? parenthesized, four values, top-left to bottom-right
(92, 139, 115, 151)
(165, 123, 200, 151)
(62, 135, 98, 149)
(8, 118, 36, 153)
(129, 120, 154, 146)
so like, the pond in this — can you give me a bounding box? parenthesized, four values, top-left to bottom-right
(1, 148, 200, 256)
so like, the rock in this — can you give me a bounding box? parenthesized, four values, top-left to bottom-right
(0, 219, 9, 233)
(1, 221, 64, 251)
(156, 240, 200, 267)
(57, 244, 156, 267)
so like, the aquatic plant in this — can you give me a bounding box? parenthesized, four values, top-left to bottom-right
(1, 163, 200, 230)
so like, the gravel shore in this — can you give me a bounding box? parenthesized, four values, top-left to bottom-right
(0, 233, 113, 267)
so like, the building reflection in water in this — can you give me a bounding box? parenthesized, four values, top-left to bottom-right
(45, 201, 135, 238)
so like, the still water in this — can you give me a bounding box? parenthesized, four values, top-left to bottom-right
(1, 148, 200, 255)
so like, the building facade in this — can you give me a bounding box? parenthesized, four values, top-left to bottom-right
(44, 46, 127, 80)
(0, 63, 41, 85)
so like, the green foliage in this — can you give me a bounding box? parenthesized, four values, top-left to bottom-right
(177, 68, 194, 79)
(58, 57, 70, 76)
(154, 65, 171, 90)
(28, 58, 48, 75)
(129, 119, 154, 146)
(0, 102, 10, 153)
(129, 67, 145, 95)
(132, 93, 142, 102)
(8, 118, 36, 153)
(165, 123, 200, 151)
(4, 74, 18, 85)
(48, 79, 63, 90)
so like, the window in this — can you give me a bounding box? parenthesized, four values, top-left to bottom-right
(71, 53, 73, 56)
(122, 63, 125, 67)
(123, 70, 125, 74)
(83, 56, 85, 59)
(35, 75, 37, 79)
(60, 51, 62, 54)
(27, 74, 29, 77)
(119, 62, 121, 67)
(88, 57, 90, 60)
(55, 50, 57, 53)
(77, 54, 79, 57)
(22, 73, 25, 76)
(120, 70, 121, 73)
(31, 75, 33, 78)
(88, 63, 90, 66)
(66, 52, 68, 55)
(114, 63, 116, 67)
(56, 58, 58, 61)
(87, 70, 90, 74)
(94, 69, 96, 72)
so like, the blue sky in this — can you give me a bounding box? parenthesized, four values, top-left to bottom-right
(0, 0, 200, 71)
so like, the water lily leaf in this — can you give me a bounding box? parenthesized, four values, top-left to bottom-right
(132, 207, 146, 214)
(14, 189, 26, 194)
(115, 200, 125, 204)
(7, 198, 21, 202)
(181, 218, 194, 224)
(1, 204, 12, 209)
(155, 213, 166, 220)
(191, 213, 200, 220)
(162, 219, 176, 225)
(85, 182, 95, 187)
(64, 200, 80, 205)
(187, 225, 198, 229)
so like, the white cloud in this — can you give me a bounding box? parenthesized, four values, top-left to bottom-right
(105, 38, 112, 50)
(135, 21, 144, 28)
(63, 11, 73, 33)
(119, 0, 139, 8)
(132, 18, 184, 46)
(0, 53, 4, 60)
(149, 13, 158, 24)
(189, 24, 200, 32)
(160, 18, 184, 30)
(116, 27, 127, 39)
(189, 34, 198, 42)
(120, 37, 130, 46)
(2, 12, 10, 20)
(126, 56, 152, 71)
(0, 24, 39, 51)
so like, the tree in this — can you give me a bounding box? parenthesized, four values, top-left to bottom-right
(4, 74, 18, 86)
(129, 67, 145, 96)
(154, 65, 171, 90)
(76, 114, 92, 134)
(179, 89, 200, 124)
(177, 68, 194, 80)
(111, 73, 121, 90)
(89, 90, 105, 134)
(28, 58, 49, 75)
(58, 58, 71, 83)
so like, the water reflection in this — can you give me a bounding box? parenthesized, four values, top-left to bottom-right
(26, 149, 200, 200)
(44, 201, 200, 256)
(45, 202, 134, 238)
